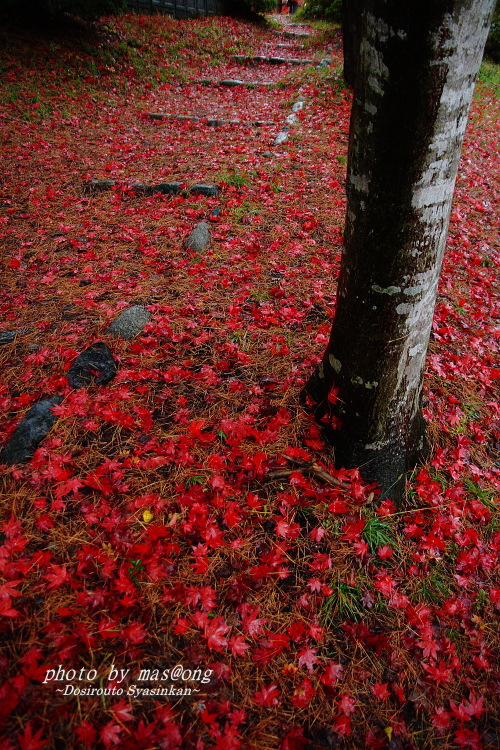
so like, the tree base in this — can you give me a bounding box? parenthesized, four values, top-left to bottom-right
(300, 369, 430, 505)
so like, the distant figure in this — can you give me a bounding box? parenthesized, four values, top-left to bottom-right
(289, 0, 299, 13)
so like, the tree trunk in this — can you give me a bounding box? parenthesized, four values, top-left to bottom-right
(342, 0, 363, 87)
(302, 0, 494, 502)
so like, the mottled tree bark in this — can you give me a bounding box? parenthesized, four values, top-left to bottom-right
(342, 0, 363, 87)
(303, 0, 494, 502)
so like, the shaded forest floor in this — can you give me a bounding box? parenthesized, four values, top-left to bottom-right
(0, 11, 499, 750)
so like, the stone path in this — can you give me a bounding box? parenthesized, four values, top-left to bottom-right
(1, 14, 330, 464)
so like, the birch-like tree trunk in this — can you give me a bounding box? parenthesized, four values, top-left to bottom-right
(302, 0, 494, 501)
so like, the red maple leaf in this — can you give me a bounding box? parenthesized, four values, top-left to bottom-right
(121, 621, 147, 645)
(74, 722, 96, 748)
(453, 726, 483, 749)
(320, 663, 344, 686)
(339, 693, 356, 716)
(371, 682, 390, 700)
(111, 699, 134, 723)
(229, 635, 250, 657)
(279, 727, 309, 750)
(431, 707, 451, 730)
(239, 604, 267, 637)
(44, 564, 68, 590)
(18, 723, 47, 750)
(333, 715, 351, 737)
(204, 616, 230, 652)
(291, 678, 316, 708)
(423, 660, 453, 685)
(253, 683, 280, 707)
(297, 646, 319, 673)
(100, 722, 122, 748)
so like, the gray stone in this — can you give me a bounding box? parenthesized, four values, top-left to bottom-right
(88, 179, 116, 191)
(263, 151, 272, 158)
(274, 131, 289, 146)
(0, 331, 17, 345)
(190, 184, 219, 197)
(220, 79, 245, 87)
(269, 57, 287, 64)
(149, 113, 199, 121)
(106, 305, 151, 340)
(184, 222, 211, 252)
(131, 182, 182, 196)
(67, 342, 117, 389)
(1, 397, 62, 465)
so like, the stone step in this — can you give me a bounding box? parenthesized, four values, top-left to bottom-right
(230, 54, 314, 65)
(194, 79, 278, 88)
(88, 180, 219, 197)
(148, 113, 274, 127)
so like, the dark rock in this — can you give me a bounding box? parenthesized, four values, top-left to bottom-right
(88, 179, 116, 191)
(269, 57, 287, 64)
(1, 397, 62, 465)
(184, 222, 211, 252)
(67, 342, 117, 389)
(0, 331, 17, 345)
(131, 182, 182, 196)
(207, 118, 224, 127)
(209, 208, 221, 220)
(106, 305, 151, 340)
(190, 184, 219, 197)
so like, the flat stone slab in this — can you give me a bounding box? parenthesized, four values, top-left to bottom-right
(197, 79, 276, 89)
(87, 181, 218, 196)
(190, 184, 219, 196)
(229, 55, 312, 65)
(263, 42, 304, 48)
(106, 305, 150, 340)
(184, 222, 211, 253)
(88, 179, 116, 191)
(131, 182, 183, 196)
(67, 342, 117, 389)
(220, 79, 246, 87)
(148, 112, 273, 127)
(1, 397, 62, 465)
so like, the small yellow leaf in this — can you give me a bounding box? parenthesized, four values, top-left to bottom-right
(142, 509, 154, 523)
(384, 727, 393, 741)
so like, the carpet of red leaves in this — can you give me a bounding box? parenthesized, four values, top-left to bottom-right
(0, 10, 499, 750)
